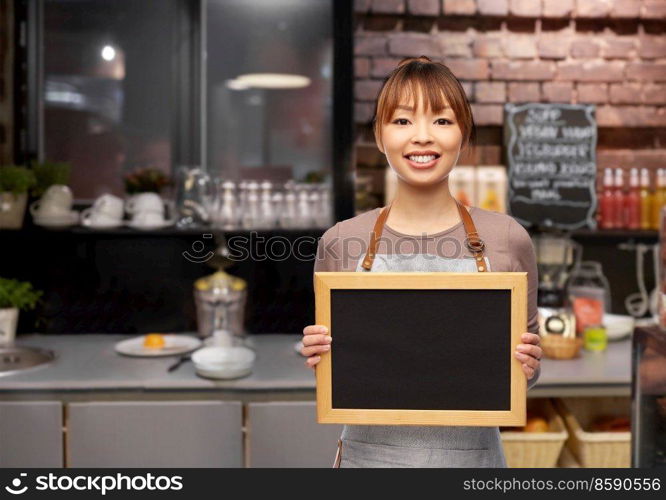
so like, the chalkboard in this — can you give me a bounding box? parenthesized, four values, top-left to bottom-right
(504, 103, 597, 230)
(314, 272, 527, 426)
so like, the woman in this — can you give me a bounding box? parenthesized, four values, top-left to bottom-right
(302, 56, 542, 468)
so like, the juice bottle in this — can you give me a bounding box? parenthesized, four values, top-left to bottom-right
(640, 168, 653, 230)
(625, 168, 640, 230)
(651, 168, 665, 230)
(612, 168, 626, 229)
(599, 168, 615, 229)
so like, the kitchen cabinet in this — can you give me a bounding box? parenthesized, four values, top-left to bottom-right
(247, 402, 343, 467)
(0, 401, 63, 467)
(67, 401, 242, 467)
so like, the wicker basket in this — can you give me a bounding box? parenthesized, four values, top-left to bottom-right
(540, 334, 583, 360)
(554, 397, 631, 468)
(500, 399, 568, 468)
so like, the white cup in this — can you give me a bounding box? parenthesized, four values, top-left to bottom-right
(81, 208, 121, 227)
(91, 194, 124, 220)
(131, 211, 166, 227)
(30, 185, 73, 218)
(41, 184, 73, 207)
(126, 193, 166, 215)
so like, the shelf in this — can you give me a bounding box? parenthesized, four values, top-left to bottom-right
(1, 225, 328, 237)
(570, 229, 659, 240)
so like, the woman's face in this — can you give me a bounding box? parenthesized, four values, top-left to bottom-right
(376, 93, 463, 187)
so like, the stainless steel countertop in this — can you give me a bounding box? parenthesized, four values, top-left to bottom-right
(0, 334, 632, 396)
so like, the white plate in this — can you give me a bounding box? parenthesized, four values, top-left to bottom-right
(82, 220, 125, 229)
(114, 334, 202, 357)
(126, 220, 174, 230)
(34, 211, 79, 228)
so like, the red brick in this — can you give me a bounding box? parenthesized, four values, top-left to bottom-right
(473, 36, 504, 58)
(576, 0, 612, 17)
(477, 0, 509, 16)
(610, 0, 641, 17)
(603, 37, 636, 58)
(436, 33, 472, 58)
(509, 0, 541, 16)
(597, 149, 634, 167)
(355, 35, 388, 56)
(355, 80, 384, 100)
(471, 104, 504, 125)
(503, 36, 538, 59)
(571, 39, 601, 58)
(643, 84, 666, 105)
(557, 61, 624, 82)
(491, 61, 556, 80)
(609, 83, 643, 103)
(597, 105, 666, 126)
(538, 37, 571, 59)
(355, 57, 371, 78)
(639, 36, 666, 59)
(543, 0, 575, 17)
(475, 82, 506, 103)
(445, 58, 489, 80)
(443, 0, 476, 15)
(371, 0, 405, 14)
(508, 82, 541, 102)
(407, 0, 440, 15)
(355, 102, 375, 123)
(626, 62, 666, 82)
(371, 57, 404, 78)
(388, 33, 439, 57)
(634, 150, 666, 169)
(542, 82, 575, 102)
(641, 0, 666, 19)
(461, 81, 474, 100)
(355, 0, 372, 13)
(577, 83, 609, 103)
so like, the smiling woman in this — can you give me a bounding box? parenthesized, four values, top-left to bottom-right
(301, 56, 541, 468)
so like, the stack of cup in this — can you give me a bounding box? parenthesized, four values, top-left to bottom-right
(126, 193, 175, 229)
(81, 194, 125, 228)
(30, 185, 79, 228)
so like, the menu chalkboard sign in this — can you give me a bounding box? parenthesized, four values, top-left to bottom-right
(504, 103, 597, 230)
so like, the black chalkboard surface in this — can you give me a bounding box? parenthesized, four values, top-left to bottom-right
(504, 103, 597, 230)
(314, 272, 527, 427)
(331, 289, 511, 411)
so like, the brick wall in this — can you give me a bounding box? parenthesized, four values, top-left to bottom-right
(0, 0, 13, 165)
(354, 0, 666, 199)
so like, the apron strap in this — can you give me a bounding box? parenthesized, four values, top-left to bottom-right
(360, 200, 487, 272)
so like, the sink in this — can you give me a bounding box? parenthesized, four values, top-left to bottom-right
(0, 346, 55, 376)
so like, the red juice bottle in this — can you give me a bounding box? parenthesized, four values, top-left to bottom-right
(625, 168, 641, 230)
(599, 168, 615, 229)
(612, 168, 626, 229)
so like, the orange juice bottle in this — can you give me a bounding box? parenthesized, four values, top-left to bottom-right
(651, 168, 665, 230)
(640, 168, 653, 230)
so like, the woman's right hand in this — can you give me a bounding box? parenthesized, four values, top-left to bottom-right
(301, 325, 332, 369)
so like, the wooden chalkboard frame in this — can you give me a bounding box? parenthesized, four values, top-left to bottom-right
(314, 272, 527, 426)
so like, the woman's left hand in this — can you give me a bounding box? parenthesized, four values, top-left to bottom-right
(514, 332, 542, 380)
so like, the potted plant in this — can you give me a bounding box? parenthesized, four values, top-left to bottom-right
(0, 165, 37, 229)
(30, 161, 71, 198)
(124, 166, 171, 194)
(0, 277, 42, 345)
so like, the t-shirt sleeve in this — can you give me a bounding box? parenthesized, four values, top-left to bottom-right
(313, 223, 340, 276)
(508, 218, 541, 389)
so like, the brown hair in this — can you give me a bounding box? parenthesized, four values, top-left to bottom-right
(372, 56, 476, 151)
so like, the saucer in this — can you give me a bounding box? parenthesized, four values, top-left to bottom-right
(114, 334, 202, 357)
(126, 219, 174, 230)
(34, 211, 79, 228)
(82, 219, 125, 229)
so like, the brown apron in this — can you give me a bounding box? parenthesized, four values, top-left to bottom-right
(333, 200, 487, 468)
